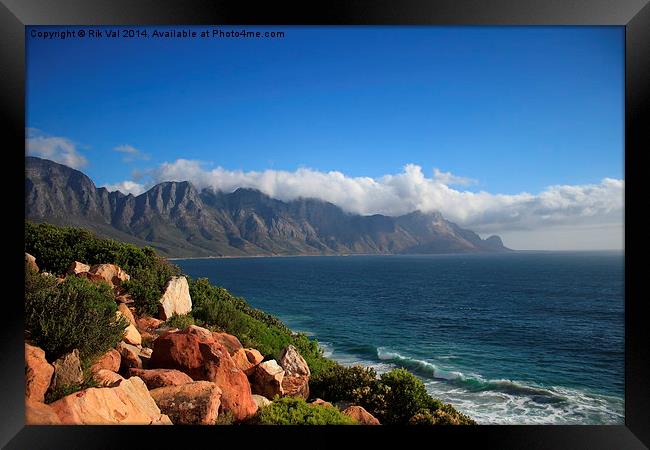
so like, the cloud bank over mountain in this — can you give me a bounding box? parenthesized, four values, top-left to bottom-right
(121, 159, 622, 238)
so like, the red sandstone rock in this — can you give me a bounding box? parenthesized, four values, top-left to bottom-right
(342, 405, 380, 425)
(150, 381, 222, 425)
(90, 349, 121, 374)
(25, 344, 53, 403)
(25, 398, 61, 425)
(249, 360, 284, 400)
(127, 368, 193, 390)
(50, 376, 171, 425)
(211, 332, 243, 355)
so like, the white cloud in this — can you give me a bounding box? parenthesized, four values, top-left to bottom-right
(113, 144, 150, 162)
(102, 180, 145, 196)
(142, 159, 623, 238)
(26, 129, 87, 169)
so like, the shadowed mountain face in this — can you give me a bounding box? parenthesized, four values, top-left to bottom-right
(25, 157, 510, 257)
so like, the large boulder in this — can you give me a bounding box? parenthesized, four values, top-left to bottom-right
(25, 253, 39, 272)
(50, 376, 172, 425)
(157, 276, 192, 320)
(25, 398, 61, 425)
(278, 345, 310, 377)
(50, 349, 83, 392)
(128, 368, 193, 390)
(282, 375, 310, 400)
(25, 344, 54, 403)
(89, 263, 130, 288)
(198, 341, 258, 421)
(211, 332, 243, 355)
(249, 360, 284, 400)
(90, 349, 121, 374)
(118, 341, 143, 372)
(278, 345, 310, 400)
(342, 405, 380, 425)
(150, 381, 222, 425)
(66, 261, 90, 275)
(149, 330, 206, 379)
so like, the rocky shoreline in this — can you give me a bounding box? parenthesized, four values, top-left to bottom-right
(24, 255, 382, 425)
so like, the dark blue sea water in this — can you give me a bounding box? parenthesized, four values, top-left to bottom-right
(175, 251, 624, 424)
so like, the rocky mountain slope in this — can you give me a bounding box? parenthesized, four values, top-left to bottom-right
(25, 156, 509, 257)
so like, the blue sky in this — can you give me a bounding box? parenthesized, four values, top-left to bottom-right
(26, 26, 624, 249)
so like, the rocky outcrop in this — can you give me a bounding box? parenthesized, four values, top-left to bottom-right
(66, 261, 90, 275)
(128, 368, 193, 390)
(89, 263, 130, 288)
(150, 381, 222, 425)
(50, 349, 83, 391)
(158, 276, 192, 320)
(342, 405, 380, 425)
(149, 328, 258, 421)
(25, 398, 61, 425)
(50, 376, 172, 425)
(249, 360, 284, 400)
(25, 253, 39, 272)
(25, 344, 53, 403)
(90, 349, 121, 374)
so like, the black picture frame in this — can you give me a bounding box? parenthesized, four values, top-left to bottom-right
(3, 0, 648, 448)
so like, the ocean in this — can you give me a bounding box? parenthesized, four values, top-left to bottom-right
(175, 251, 624, 424)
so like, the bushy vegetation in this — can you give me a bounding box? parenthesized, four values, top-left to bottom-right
(254, 397, 357, 425)
(25, 221, 180, 315)
(165, 313, 195, 330)
(25, 266, 129, 364)
(311, 365, 475, 425)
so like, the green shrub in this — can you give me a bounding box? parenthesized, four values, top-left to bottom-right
(25, 268, 129, 364)
(375, 368, 435, 424)
(165, 313, 195, 330)
(255, 397, 357, 425)
(310, 364, 378, 404)
(25, 221, 181, 316)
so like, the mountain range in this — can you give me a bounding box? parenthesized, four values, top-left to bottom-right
(25, 156, 510, 257)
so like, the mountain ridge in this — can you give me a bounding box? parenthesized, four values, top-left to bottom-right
(25, 156, 510, 257)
